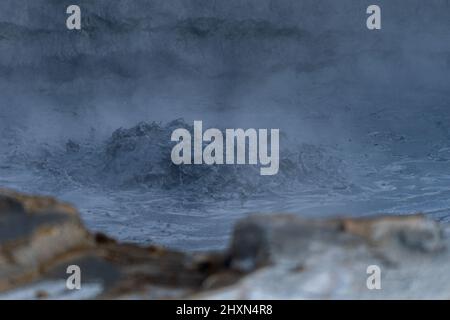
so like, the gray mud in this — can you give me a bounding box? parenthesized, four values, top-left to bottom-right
(1, 1, 450, 250)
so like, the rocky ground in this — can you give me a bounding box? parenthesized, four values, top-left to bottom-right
(0, 188, 450, 299)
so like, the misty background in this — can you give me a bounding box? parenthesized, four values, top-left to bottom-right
(0, 0, 450, 250)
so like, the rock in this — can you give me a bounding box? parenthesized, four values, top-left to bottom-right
(0, 188, 93, 292)
(0, 189, 228, 299)
(342, 215, 445, 261)
(198, 214, 450, 299)
(228, 214, 346, 271)
(228, 214, 445, 271)
(1, 188, 450, 299)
